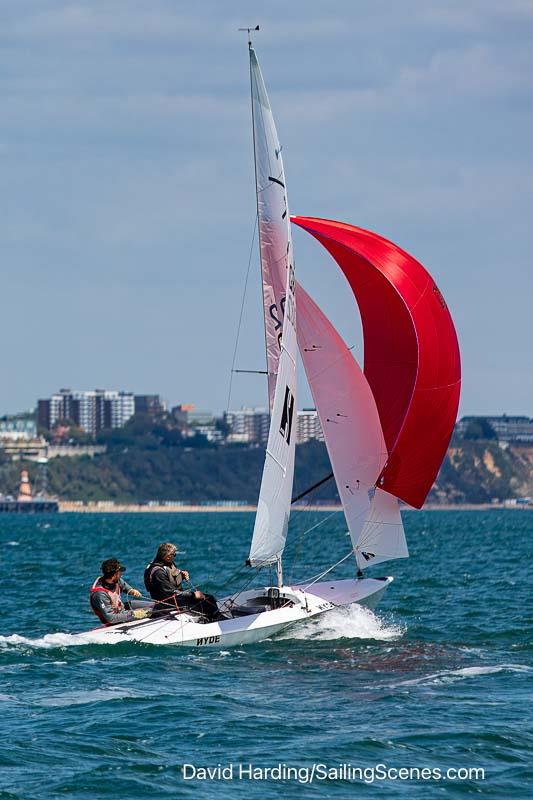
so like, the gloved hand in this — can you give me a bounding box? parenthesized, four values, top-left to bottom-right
(133, 608, 149, 620)
(129, 589, 142, 598)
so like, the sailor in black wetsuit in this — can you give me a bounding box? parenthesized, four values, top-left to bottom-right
(144, 542, 222, 622)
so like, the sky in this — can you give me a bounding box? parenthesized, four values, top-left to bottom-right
(1, 1, 532, 417)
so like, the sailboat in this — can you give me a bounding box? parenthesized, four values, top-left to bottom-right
(88, 39, 460, 648)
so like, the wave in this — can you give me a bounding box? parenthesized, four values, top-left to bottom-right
(278, 604, 405, 642)
(395, 663, 531, 687)
(38, 687, 143, 707)
(0, 631, 128, 650)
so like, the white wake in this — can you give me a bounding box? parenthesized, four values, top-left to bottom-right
(0, 632, 128, 650)
(278, 604, 405, 642)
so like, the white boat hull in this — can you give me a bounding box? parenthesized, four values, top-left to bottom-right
(86, 577, 393, 648)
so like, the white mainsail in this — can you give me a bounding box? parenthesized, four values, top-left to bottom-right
(296, 281, 408, 568)
(248, 46, 297, 567)
(249, 46, 292, 410)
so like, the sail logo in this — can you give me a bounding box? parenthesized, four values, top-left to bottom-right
(432, 284, 447, 309)
(279, 386, 295, 445)
(361, 551, 375, 561)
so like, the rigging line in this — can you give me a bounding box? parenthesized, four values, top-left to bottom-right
(301, 345, 359, 385)
(291, 472, 334, 504)
(296, 509, 341, 538)
(132, 586, 217, 638)
(219, 550, 282, 610)
(220, 563, 270, 612)
(133, 589, 200, 613)
(301, 549, 355, 592)
(128, 614, 185, 644)
(219, 550, 277, 597)
(215, 560, 251, 593)
(212, 552, 274, 609)
(225, 213, 258, 414)
(287, 509, 342, 584)
(134, 607, 211, 643)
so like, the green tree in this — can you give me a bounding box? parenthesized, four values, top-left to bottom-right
(463, 418, 497, 440)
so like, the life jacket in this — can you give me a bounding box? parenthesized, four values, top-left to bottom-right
(144, 560, 183, 598)
(89, 576, 124, 624)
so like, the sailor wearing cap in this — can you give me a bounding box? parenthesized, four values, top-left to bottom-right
(89, 558, 148, 625)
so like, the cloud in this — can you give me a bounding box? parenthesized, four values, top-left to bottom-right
(421, 0, 533, 32)
(0, 1, 531, 415)
(7, 3, 204, 40)
(396, 43, 533, 99)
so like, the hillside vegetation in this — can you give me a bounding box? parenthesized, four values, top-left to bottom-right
(0, 440, 332, 504)
(1, 435, 531, 505)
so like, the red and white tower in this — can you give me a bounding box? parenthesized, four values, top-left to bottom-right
(17, 470, 33, 502)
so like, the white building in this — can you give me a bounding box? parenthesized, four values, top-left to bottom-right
(224, 407, 324, 445)
(107, 391, 135, 429)
(0, 415, 37, 441)
(456, 415, 533, 443)
(296, 409, 324, 444)
(38, 389, 135, 436)
(77, 392, 97, 435)
(224, 407, 270, 445)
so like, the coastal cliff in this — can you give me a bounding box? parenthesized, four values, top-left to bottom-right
(0, 439, 531, 506)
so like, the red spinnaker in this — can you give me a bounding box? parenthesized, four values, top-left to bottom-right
(291, 216, 461, 508)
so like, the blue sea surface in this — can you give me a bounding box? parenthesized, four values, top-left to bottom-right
(0, 510, 531, 798)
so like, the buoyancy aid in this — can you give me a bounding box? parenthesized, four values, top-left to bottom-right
(89, 576, 124, 624)
(144, 560, 183, 597)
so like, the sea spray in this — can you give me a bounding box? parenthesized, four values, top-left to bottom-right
(0, 631, 127, 650)
(278, 603, 405, 642)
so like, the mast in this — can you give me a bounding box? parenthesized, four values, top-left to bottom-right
(244, 33, 292, 411)
(241, 26, 271, 410)
(242, 35, 298, 574)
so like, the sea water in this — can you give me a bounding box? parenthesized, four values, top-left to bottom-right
(0, 510, 531, 798)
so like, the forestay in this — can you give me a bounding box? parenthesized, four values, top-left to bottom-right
(248, 46, 297, 567)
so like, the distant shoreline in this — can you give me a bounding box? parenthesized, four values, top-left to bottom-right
(57, 501, 531, 513)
